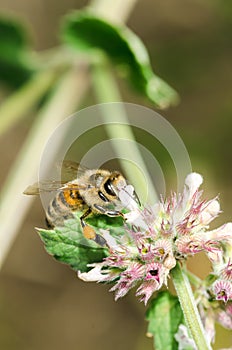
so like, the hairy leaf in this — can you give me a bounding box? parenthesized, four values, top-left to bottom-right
(61, 11, 179, 108)
(146, 291, 184, 350)
(0, 16, 33, 87)
(37, 214, 110, 272)
(36, 212, 127, 272)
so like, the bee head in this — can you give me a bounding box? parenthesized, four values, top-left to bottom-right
(101, 172, 141, 207)
(103, 172, 127, 197)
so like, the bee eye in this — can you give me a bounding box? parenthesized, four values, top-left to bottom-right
(98, 191, 109, 202)
(104, 179, 116, 196)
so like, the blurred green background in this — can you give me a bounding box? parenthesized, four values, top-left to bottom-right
(0, 0, 232, 349)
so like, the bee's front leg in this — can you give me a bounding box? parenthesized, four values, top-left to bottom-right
(80, 208, 107, 246)
(93, 204, 125, 219)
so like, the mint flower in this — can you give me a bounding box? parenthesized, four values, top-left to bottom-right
(78, 173, 232, 305)
(212, 280, 232, 303)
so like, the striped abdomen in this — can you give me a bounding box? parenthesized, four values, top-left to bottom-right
(46, 187, 86, 227)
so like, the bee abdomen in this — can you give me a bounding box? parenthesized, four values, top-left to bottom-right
(46, 190, 85, 227)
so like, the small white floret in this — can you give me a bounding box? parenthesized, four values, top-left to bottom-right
(185, 173, 203, 196)
(99, 229, 122, 250)
(174, 324, 197, 350)
(119, 185, 139, 210)
(125, 210, 149, 231)
(78, 263, 107, 282)
(200, 199, 220, 225)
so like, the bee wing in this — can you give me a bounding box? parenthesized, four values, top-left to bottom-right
(59, 160, 88, 182)
(24, 161, 89, 195)
(23, 180, 87, 195)
(23, 180, 66, 195)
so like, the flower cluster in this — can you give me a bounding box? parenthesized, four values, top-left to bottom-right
(78, 173, 232, 306)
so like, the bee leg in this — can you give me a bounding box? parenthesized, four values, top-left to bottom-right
(93, 204, 125, 218)
(80, 208, 107, 247)
(45, 217, 53, 228)
(80, 208, 95, 239)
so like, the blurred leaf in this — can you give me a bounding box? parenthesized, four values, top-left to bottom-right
(37, 213, 108, 272)
(146, 291, 184, 350)
(0, 16, 34, 87)
(61, 11, 179, 109)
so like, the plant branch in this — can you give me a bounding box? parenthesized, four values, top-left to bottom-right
(0, 68, 63, 136)
(0, 0, 139, 269)
(92, 61, 158, 203)
(89, 0, 138, 23)
(0, 65, 90, 268)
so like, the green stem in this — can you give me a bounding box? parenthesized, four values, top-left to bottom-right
(0, 66, 90, 268)
(0, 0, 139, 267)
(0, 0, 139, 270)
(92, 60, 158, 203)
(0, 68, 63, 136)
(89, 0, 138, 23)
(171, 262, 212, 350)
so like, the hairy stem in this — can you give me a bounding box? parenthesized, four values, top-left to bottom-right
(171, 262, 212, 350)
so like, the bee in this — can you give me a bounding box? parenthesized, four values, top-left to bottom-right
(24, 161, 140, 246)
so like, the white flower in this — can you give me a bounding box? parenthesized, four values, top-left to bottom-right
(77, 172, 232, 306)
(78, 263, 108, 282)
(174, 324, 197, 350)
(124, 209, 149, 230)
(99, 229, 121, 250)
(205, 223, 232, 242)
(185, 173, 203, 196)
(199, 199, 220, 225)
(181, 173, 203, 214)
(119, 184, 139, 211)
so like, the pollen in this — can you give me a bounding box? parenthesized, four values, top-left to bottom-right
(83, 225, 96, 240)
(158, 248, 165, 255)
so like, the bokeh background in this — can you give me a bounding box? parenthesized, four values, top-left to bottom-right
(0, 0, 232, 349)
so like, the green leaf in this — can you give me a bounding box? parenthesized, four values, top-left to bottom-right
(87, 213, 124, 228)
(61, 11, 179, 109)
(146, 291, 184, 350)
(0, 16, 33, 87)
(37, 214, 108, 272)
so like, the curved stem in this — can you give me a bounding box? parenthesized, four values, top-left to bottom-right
(0, 0, 139, 269)
(0, 68, 62, 136)
(171, 262, 212, 350)
(0, 66, 90, 269)
(89, 0, 138, 23)
(92, 61, 158, 204)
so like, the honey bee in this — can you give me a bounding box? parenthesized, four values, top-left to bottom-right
(24, 161, 140, 246)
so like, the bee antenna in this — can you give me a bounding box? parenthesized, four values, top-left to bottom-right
(133, 190, 141, 206)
